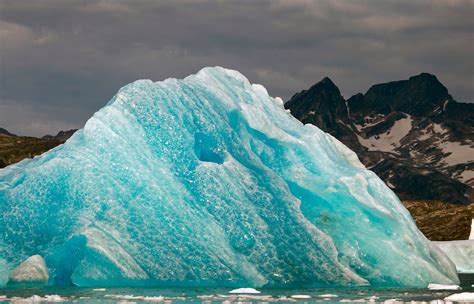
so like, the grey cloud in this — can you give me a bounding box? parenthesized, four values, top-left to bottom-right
(0, 0, 473, 136)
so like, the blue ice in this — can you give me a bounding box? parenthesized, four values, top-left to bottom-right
(0, 67, 458, 287)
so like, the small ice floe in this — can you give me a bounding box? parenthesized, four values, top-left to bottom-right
(105, 294, 166, 302)
(290, 295, 311, 299)
(366, 295, 380, 302)
(93, 288, 107, 291)
(317, 294, 338, 298)
(10, 295, 66, 302)
(43, 295, 65, 302)
(444, 292, 474, 302)
(383, 299, 403, 304)
(228, 288, 261, 294)
(428, 283, 461, 290)
(277, 296, 297, 302)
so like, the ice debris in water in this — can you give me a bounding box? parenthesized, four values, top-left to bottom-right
(8, 255, 48, 284)
(0, 67, 459, 288)
(427, 283, 461, 290)
(8, 295, 66, 302)
(229, 288, 261, 294)
(444, 292, 474, 302)
(290, 295, 311, 299)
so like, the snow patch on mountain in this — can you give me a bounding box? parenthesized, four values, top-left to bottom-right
(418, 123, 448, 141)
(357, 115, 412, 153)
(354, 114, 385, 132)
(440, 141, 474, 166)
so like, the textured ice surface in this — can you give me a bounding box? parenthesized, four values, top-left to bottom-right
(0, 67, 458, 287)
(434, 240, 474, 273)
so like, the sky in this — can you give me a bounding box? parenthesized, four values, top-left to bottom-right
(0, 0, 473, 136)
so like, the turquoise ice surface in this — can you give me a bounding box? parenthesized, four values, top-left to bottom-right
(0, 67, 458, 288)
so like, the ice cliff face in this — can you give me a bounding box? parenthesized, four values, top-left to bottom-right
(0, 67, 458, 287)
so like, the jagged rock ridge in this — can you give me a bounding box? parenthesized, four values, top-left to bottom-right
(286, 73, 474, 204)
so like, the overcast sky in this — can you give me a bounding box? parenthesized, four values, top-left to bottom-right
(1, 0, 473, 136)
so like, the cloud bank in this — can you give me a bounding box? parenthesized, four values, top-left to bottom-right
(0, 0, 473, 136)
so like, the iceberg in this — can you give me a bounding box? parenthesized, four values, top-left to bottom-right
(0, 67, 458, 287)
(434, 240, 474, 273)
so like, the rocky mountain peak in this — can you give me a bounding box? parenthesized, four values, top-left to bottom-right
(285, 77, 361, 151)
(318, 76, 338, 87)
(286, 73, 474, 205)
(349, 73, 452, 117)
(285, 76, 346, 118)
(408, 72, 442, 84)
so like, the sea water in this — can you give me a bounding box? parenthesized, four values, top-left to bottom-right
(0, 276, 473, 304)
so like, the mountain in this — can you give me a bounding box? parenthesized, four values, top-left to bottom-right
(42, 129, 77, 141)
(285, 77, 361, 151)
(0, 128, 76, 168)
(286, 73, 474, 204)
(0, 127, 16, 137)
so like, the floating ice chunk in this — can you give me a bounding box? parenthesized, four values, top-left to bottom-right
(290, 295, 311, 299)
(12, 295, 66, 302)
(44, 295, 65, 302)
(93, 288, 106, 291)
(105, 294, 165, 301)
(317, 294, 338, 297)
(444, 292, 474, 302)
(428, 283, 461, 290)
(8, 255, 48, 284)
(229, 288, 261, 294)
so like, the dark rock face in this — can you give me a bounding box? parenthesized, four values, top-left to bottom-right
(285, 77, 361, 152)
(0, 128, 76, 168)
(403, 200, 473, 241)
(286, 74, 473, 205)
(348, 73, 453, 117)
